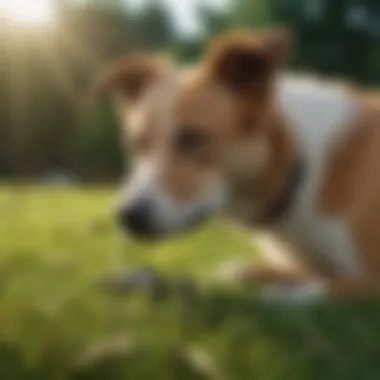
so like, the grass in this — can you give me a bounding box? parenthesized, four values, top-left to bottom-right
(0, 185, 380, 380)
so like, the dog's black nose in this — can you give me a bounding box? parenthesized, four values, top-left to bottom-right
(117, 202, 156, 238)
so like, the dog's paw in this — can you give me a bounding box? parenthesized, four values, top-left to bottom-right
(260, 281, 326, 306)
(212, 259, 255, 284)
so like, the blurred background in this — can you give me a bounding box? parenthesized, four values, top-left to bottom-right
(2, 0, 380, 181)
(1, 1, 380, 379)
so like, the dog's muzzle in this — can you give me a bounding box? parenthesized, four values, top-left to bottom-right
(116, 163, 225, 240)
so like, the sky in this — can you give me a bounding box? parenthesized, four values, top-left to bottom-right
(126, 0, 230, 36)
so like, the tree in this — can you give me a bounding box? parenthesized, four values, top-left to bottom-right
(0, 0, 175, 179)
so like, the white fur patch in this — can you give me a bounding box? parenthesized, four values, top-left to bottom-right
(274, 75, 364, 276)
(119, 158, 225, 233)
(254, 230, 304, 271)
(260, 281, 327, 305)
(212, 259, 253, 283)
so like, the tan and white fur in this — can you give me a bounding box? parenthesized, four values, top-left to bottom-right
(95, 29, 380, 304)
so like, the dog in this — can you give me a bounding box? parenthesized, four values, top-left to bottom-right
(95, 28, 380, 303)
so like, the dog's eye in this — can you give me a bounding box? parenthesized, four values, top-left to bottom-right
(174, 129, 209, 153)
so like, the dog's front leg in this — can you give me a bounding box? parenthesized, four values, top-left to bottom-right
(251, 232, 380, 303)
(252, 275, 380, 305)
(238, 268, 326, 305)
(224, 228, 380, 304)
(232, 230, 327, 304)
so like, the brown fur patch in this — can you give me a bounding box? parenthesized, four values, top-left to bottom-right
(194, 29, 297, 215)
(318, 94, 380, 276)
(205, 28, 290, 129)
(156, 76, 240, 203)
(93, 54, 171, 104)
(317, 104, 375, 215)
(251, 113, 296, 203)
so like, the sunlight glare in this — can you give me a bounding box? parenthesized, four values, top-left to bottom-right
(0, 0, 53, 25)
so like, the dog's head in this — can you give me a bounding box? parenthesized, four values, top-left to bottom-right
(95, 29, 290, 239)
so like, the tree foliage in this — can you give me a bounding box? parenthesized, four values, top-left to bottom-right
(1, 0, 380, 180)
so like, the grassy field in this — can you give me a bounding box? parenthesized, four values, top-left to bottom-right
(0, 185, 380, 380)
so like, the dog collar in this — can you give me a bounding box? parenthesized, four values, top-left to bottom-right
(258, 157, 305, 225)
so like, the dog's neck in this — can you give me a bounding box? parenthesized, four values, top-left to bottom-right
(226, 111, 301, 226)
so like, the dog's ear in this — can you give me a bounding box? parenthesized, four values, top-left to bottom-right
(93, 54, 169, 105)
(206, 28, 290, 95)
